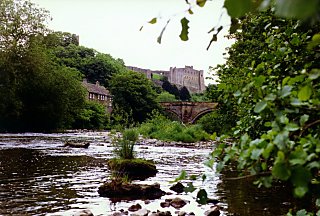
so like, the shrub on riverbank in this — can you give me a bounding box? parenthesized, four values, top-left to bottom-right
(138, 113, 210, 143)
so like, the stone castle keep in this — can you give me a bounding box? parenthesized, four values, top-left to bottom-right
(127, 66, 206, 93)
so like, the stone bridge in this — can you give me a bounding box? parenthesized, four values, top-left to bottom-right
(160, 102, 218, 124)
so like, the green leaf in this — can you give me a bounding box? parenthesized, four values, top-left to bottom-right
(170, 170, 187, 183)
(316, 198, 320, 207)
(294, 186, 308, 198)
(291, 166, 311, 198)
(224, 0, 254, 17)
(179, 17, 189, 41)
(184, 182, 196, 193)
(157, 20, 170, 44)
(295, 209, 308, 216)
(264, 94, 276, 101)
(290, 98, 303, 106)
(206, 34, 218, 50)
(299, 114, 309, 126)
(148, 17, 157, 24)
(279, 85, 292, 98)
(254, 101, 267, 113)
(251, 148, 263, 160)
(275, 0, 319, 19)
(282, 76, 290, 85)
(196, 189, 208, 204)
(234, 90, 241, 97)
(202, 174, 207, 182)
(298, 85, 312, 101)
(284, 123, 299, 131)
(309, 69, 320, 80)
(274, 131, 289, 150)
(272, 162, 291, 180)
(204, 158, 214, 168)
(196, 0, 206, 7)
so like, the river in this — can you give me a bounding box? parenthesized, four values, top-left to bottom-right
(0, 132, 303, 215)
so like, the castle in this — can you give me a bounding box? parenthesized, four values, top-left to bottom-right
(127, 66, 206, 94)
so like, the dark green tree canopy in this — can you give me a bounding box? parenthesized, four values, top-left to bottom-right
(179, 86, 191, 101)
(52, 44, 126, 87)
(0, 0, 87, 132)
(110, 70, 160, 124)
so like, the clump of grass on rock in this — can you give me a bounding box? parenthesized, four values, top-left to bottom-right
(108, 128, 157, 180)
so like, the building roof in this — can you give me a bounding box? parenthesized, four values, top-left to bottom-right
(82, 80, 110, 96)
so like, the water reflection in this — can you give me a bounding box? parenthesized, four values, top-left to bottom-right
(216, 169, 317, 215)
(0, 148, 106, 215)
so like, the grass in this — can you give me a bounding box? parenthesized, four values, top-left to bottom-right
(112, 128, 139, 159)
(138, 113, 210, 143)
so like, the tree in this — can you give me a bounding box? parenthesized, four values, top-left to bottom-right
(0, 0, 49, 52)
(73, 101, 109, 130)
(44, 31, 79, 47)
(0, 0, 87, 132)
(52, 44, 126, 87)
(209, 10, 320, 208)
(109, 70, 160, 124)
(161, 78, 180, 99)
(179, 86, 191, 101)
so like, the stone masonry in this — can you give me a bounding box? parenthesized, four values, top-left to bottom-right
(127, 66, 206, 94)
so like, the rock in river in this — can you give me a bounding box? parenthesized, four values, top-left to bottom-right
(98, 181, 165, 200)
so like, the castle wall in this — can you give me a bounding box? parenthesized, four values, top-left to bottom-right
(127, 65, 205, 94)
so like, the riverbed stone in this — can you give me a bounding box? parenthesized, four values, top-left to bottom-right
(98, 181, 165, 200)
(168, 197, 188, 209)
(73, 209, 94, 216)
(130, 208, 149, 216)
(169, 182, 185, 193)
(128, 203, 142, 212)
(64, 141, 90, 148)
(160, 201, 170, 208)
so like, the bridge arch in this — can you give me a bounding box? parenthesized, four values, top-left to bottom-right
(160, 102, 218, 124)
(190, 109, 214, 124)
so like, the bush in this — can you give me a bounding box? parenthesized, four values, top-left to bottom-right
(138, 113, 210, 143)
(73, 101, 110, 130)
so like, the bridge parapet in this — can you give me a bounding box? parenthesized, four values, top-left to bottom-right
(160, 102, 218, 124)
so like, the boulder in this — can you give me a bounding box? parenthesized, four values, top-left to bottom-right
(168, 197, 188, 209)
(98, 181, 165, 200)
(169, 182, 185, 193)
(160, 201, 170, 208)
(130, 208, 149, 216)
(107, 158, 158, 180)
(65, 141, 90, 148)
(128, 203, 142, 212)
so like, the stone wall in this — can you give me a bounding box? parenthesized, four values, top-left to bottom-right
(127, 66, 205, 94)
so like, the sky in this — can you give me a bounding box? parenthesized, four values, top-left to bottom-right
(31, 0, 234, 84)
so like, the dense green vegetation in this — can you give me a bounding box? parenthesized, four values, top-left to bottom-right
(201, 9, 320, 215)
(0, 0, 86, 132)
(138, 112, 210, 143)
(110, 70, 160, 125)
